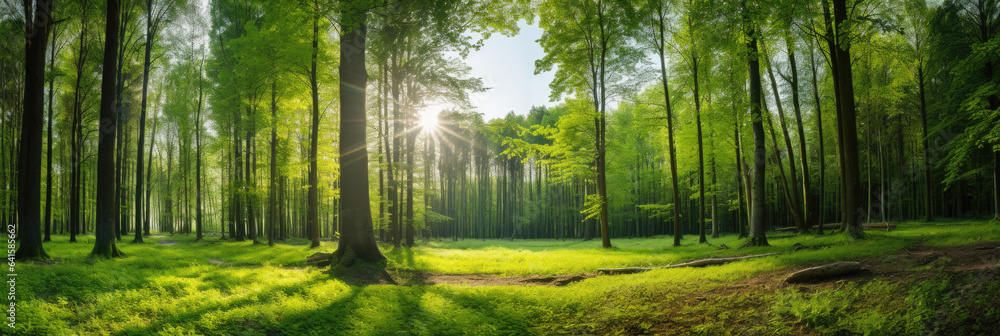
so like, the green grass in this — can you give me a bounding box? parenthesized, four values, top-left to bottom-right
(10, 219, 1000, 335)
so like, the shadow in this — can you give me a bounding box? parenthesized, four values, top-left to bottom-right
(117, 277, 329, 335)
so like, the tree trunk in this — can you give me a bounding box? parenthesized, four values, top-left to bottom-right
(736, 127, 746, 238)
(655, 2, 682, 247)
(16, 0, 54, 260)
(745, 0, 768, 247)
(91, 0, 124, 258)
(332, 7, 386, 266)
(595, 4, 612, 249)
(133, 1, 155, 243)
(195, 65, 204, 241)
(764, 47, 804, 231)
(307, 2, 321, 248)
(246, 105, 257, 242)
(268, 81, 277, 246)
(784, 262, 861, 283)
(787, 44, 815, 230)
(406, 130, 416, 247)
(144, 112, 156, 236)
(833, 0, 864, 238)
(44, 22, 59, 243)
(692, 48, 707, 244)
(810, 42, 826, 235)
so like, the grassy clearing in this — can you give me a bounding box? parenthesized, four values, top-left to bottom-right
(11, 219, 1000, 335)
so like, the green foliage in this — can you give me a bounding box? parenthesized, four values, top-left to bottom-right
(13, 220, 1000, 335)
(774, 274, 1000, 335)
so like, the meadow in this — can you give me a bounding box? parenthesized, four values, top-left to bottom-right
(12, 219, 1000, 335)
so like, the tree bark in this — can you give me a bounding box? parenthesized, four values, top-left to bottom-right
(833, 0, 864, 239)
(763, 47, 804, 232)
(44, 20, 59, 243)
(16, 0, 55, 260)
(332, 5, 386, 266)
(269, 81, 277, 247)
(784, 262, 861, 283)
(133, 0, 156, 243)
(745, 0, 768, 247)
(406, 130, 416, 247)
(692, 47, 707, 244)
(787, 44, 815, 230)
(655, 1, 682, 247)
(306, 1, 321, 248)
(809, 42, 826, 235)
(195, 64, 204, 241)
(91, 0, 124, 258)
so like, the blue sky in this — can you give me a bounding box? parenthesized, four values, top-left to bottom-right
(463, 22, 556, 121)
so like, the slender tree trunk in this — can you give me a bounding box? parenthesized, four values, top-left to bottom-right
(145, 109, 156, 236)
(246, 105, 257, 242)
(656, 2, 682, 247)
(91, 0, 124, 258)
(307, 2, 321, 248)
(44, 23, 59, 243)
(268, 81, 277, 246)
(389, 30, 402, 248)
(810, 42, 826, 234)
(595, 3, 611, 249)
(764, 48, 804, 231)
(195, 66, 204, 241)
(133, 1, 155, 243)
(406, 131, 416, 247)
(745, 0, 768, 247)
(692, 47, 707, 244)
(787, 44, 814, 230)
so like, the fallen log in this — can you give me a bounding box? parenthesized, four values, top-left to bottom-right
(862, 222, 896, 231)
(816, 223, 896, 231)
(815, 223, 842, 230)
(597, 253, 778, 275)
(784, 262, 862, 283)
(307, 252, 333, 267)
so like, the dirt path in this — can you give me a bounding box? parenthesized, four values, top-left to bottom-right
(392, 271, 595, 287)
(157, 240, 177, 246)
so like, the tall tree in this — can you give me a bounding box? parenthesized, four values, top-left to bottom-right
(744, 0, 768, 247)
(832, 0, 864, 238)
(91, 0, 124, 258)
(44, 12, 64, 243)
(538, 0, 640, 248)
(647, 0, 683, 247)
(194, 60, 204, 241)
(16, 0, 55, 260)
(331, 1, 386, 266)
(134, 0, 175, 243)
(307, 0, 321, 248)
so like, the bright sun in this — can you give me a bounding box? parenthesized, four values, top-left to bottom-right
(419, 110, 439, 131)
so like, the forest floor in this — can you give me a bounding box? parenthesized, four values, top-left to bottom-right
(13, 219, 1000, 335)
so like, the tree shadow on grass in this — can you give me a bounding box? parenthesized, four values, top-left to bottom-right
(115, 277, 329, 335)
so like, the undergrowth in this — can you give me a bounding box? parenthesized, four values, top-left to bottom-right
(8, 219, 999, 335)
